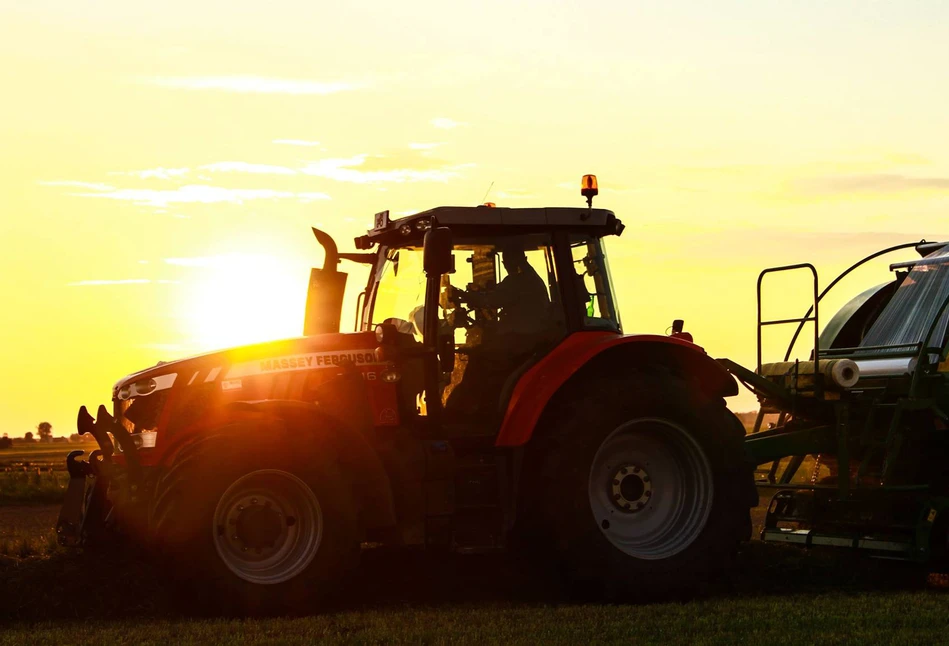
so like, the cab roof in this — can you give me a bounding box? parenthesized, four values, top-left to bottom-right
(354, 205, 624, 249)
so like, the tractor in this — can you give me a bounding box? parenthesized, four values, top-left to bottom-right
(722, 240, 949, 566)
(58, 176, 755, 611)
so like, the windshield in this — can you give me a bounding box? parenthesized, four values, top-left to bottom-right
(367, 235, 563, 344)
(369, 247, 427, 336)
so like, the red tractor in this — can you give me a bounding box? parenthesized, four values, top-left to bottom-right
(59, 177, 755, 611)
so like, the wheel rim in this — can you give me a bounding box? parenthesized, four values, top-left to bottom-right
(212, 469, 323, 585)
(587, 418, 714, 560)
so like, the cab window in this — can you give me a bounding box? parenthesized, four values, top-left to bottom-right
(570, 236, 621, 331)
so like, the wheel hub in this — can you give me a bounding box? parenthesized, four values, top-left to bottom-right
(234, 501, 284, 549)
(587, 418, 714, 560)
(212, 469, 323, 585)
(610, 464, 653, 513)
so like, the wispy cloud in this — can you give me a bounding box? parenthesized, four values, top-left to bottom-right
(40, 180, 114, 191)
(201, 161, 297, 175)
(163, 253, 284, 268)
(112, 168, 190, 180)
(68, 279, 180, 286)
(796, 174, 949, 194)
(409, 142, 443, 151)
(300, 155, 468, 184)
(431, 117, 465, 130)
(146, 76, 359, 95)
(273, 139, 321, 147)
(70, 185, 330, 207)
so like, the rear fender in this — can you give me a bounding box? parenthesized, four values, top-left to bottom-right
(495, 331, 738, 447)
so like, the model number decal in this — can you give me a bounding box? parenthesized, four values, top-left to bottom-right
(224, 350, 382, 379)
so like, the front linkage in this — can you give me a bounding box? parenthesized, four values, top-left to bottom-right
(56, 405, 143, 547)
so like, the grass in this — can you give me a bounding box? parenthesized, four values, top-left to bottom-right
(0, 442, 86, 504)
(2, 592, 947, 645)
(0, 527, 58, 560)
(0, 544, 946, 645)
(0, 469, 71, 505)
(0, 443, 78, 470)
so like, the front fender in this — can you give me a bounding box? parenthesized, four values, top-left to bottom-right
(161, 398, 397, 532)
(230, 399, 397, 531)
(495, 331, 737, 447)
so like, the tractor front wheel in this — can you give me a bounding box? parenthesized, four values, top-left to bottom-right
(149, 427, 359, 614)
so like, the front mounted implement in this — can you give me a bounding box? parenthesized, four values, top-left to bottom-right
(56, 404, 143, 546)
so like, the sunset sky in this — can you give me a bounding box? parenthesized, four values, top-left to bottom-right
(2, 0, 949, 434)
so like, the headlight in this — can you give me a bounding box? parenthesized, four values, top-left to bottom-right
(117, 373, 177, 400)
(136, 431, 158, 449)
(132, 379, 157, 396)
(115, 431, 158, 452)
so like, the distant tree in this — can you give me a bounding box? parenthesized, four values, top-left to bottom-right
(0, 437, 11, 450)
(24, 431, 34, 442)
(37, 422, 53, 443)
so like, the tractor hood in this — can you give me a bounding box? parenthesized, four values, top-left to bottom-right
(112, 331, 381, 399)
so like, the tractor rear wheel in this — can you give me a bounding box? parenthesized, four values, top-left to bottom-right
(536, 373, 752, 595)
(149, 426, 359, 614)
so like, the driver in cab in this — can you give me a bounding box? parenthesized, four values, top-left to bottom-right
(441, 243, 558, 418)
(460, 244, 550, 340)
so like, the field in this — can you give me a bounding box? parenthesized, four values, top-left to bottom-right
(0, 443, 76, 505)
(2, 444, 948, 644)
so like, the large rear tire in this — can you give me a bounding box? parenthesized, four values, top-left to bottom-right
(149, 426, 359, 614)
(533, 373, 753, 596)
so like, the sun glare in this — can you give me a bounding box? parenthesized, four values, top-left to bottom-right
(180, 253, 307, 350)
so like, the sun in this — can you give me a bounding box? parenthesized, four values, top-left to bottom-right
(181, 253, 308, 350)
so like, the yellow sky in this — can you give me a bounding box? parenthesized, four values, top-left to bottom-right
(2, 0, 949, 434)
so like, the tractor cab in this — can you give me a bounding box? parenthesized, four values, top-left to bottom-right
(334, 202, 625, 433)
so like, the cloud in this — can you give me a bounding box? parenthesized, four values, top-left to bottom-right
(201, 161, 297, 175)
(113, 168, 191, 180)
(796, 174, 949, 194)
(409, 142, 443, 151)
(68, 279, 179, 286)
(273, 139, 321, 147)
(431, 117, 465, 129)
(164, 253, 284, 268)
(882, 152, 931, 166)
(300, 155, 468, 184)
(146, 76, 359, 95)
(39, 180, 114, 191)
(70, 184, 330, 207)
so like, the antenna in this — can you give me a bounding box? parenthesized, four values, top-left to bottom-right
(480, 181, 495, 205)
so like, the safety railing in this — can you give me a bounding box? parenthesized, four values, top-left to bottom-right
(757, 264, 820, 390)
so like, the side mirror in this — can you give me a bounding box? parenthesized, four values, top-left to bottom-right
(424, 227, 453, 277)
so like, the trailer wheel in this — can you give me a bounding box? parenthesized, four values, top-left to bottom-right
(149, 426, 358, 614)
(535, 373, 752, 595)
